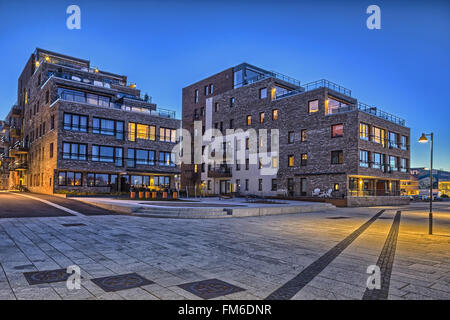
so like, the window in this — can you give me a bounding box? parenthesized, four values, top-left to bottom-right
(45, 90, 50, 104)
(62, 142, 87, 160)
(373, 127, 386, 146)
(389, 156, 398, 171)
(58, 88, 110, 107)
(360, 123, 369, 141)
(401, 135, 408, 150)
(259, 112, 265, 123)
(215, 103, 219, 112)
(300, 129, 306, 142)
(58, 171, 82, 186)
(92, 145, 123, 166)
(259, 87, 267, 99)
(331, 150, 343, 164)
(389, 132, 398, 148)
(272, 109, 278, 120)
(272, 156, 278, 168)
(204, 85, 209, 96)
(49, 143, 54, 158)
(257, 179, 263, 191)
(400, 158, 408, 172)
(372, 152, 382, 169)
(159, 127, 177, 143)
(209, 84, 213, 94)
(245, 158, 249, 170)
(63, 113, 87, 132)
(87, 173, 118, 187)
(194, 89, 199, 103)
(288, 155, 294, 167)
(325, 97, 351, 115)
(128, 122, 156, 141)
(271, 179, 277, 191)
(127, 148, 155, 167)
(246, 115, 252, 126)
(236, 179, 240, 192)
(207, 180, 211, 190)
(360, 150, 369, 167)
(334, 183, 340, 191)
(159, 151, 174, 167)
(308, 100, 319, 113)
(288, 178, 294, 194)
(229, 119, 234, 129)
(301, 153, 307, 166)
(245, 138, 250, 150)
(332, 124, 344, 138)
(230, 97, 235, 107)
(245, 179, 249, 191)
(50, 115, 55, 130)
(288, 131, 294, 144)
(93, 117, 124, 140)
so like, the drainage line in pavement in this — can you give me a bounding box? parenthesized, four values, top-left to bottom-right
(265, 209, 386, 300)
(362, 210, 401, 300)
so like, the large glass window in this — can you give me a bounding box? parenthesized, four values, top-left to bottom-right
(87, 173, 118, 187)
(360, 123, 369, 141)
(288, 155, 294, 167)
(400, 158, 408, 172)
(58, 88, 110, 107)
(259, 87, 267, 99)
(92, 145, 123, 166)
(389, 132, 398, 148)
(93, 117, 124, 140)
(128, 122, 156, 141)
(127, 148, 155, 166)
(373, 127, 386, 146)
(325, 97, 351, 115)
(58, 171, 82, 186)
(63, 113, 87, 132)
(389, 156, 398, 171)
(360, 150, 369, 167)
(372, 152, 382, 169)
(62, 142, 87, 160)
(401, 135, 408, 150)
(159, 127, 176, 143)
(159, 151, 174, 167)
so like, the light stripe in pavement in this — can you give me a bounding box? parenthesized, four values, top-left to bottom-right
(11, 193, 85, 218)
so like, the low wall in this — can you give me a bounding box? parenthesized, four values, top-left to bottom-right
(347, 196, 410, 207)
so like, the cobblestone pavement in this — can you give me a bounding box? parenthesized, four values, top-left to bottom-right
(0, 198, 449, 300)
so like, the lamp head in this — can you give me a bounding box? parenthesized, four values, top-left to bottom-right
(418, 133, 428, 143)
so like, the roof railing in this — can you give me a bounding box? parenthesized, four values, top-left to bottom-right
(358, 102, 406, 126)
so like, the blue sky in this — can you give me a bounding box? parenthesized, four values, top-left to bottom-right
(0, 0, 448, 170)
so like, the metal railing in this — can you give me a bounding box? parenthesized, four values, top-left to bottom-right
(358, 102, 406, 126)
(348, 189, 401, 197)
(275, 79, 352, 100)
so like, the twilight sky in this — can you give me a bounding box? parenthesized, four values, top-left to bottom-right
(0, 0, 448, 170)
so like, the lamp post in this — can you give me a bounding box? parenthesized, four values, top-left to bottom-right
(418, 132, 433, 235)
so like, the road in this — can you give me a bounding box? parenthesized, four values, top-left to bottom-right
(0, 192, 116, 218)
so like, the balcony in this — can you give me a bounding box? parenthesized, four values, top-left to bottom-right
(275, 79, 352, 100)
(11, 106, 21, 118)
(9, 161, 28, 171)
(358, 102, 406, 126)
(9, 141, 29, 156)
(208, 165, 232, 178)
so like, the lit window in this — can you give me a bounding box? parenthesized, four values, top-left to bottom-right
(272, 157, 278, 168)
(360, 123, 369, 141)
(272, 109, 278, 120)
(288, 155, 294, 167)
(247, 115, 252, 126)
(301, 129, 306, 142)
(259, 112, 265, 123)
(301, 153, 307, 166)
(308, 100, 319, 113)
(332, 124, 344, 138)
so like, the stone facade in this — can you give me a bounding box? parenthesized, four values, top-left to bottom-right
(182, 63, 411, 206)
(4, 48, 180, 195)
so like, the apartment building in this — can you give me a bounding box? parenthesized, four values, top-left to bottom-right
(2, 48, 180, 194)
(182, 63, 411, 206)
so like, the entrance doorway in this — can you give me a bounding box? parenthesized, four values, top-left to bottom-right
(219, 180, 231, 194)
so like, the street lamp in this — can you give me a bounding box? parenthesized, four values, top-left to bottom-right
(418, 132, 434, 235)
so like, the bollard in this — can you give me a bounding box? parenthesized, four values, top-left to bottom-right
(152, 191, 157, 199)
(130, 191, 136, 199)
(145, 191, 150, 199)
(163, 191, 167, 199)
(138, 191, 144, 199)
(173, 191, 178, 199)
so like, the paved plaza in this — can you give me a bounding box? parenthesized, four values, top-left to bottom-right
(0, 192, 449, 300)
